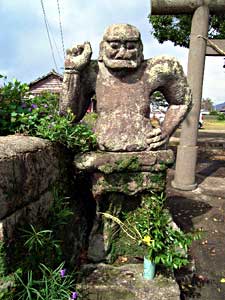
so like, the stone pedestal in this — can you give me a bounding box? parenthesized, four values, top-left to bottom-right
(74, 150, 174, 262)
(78, 263, 180, 300)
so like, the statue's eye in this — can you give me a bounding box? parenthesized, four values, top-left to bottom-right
(126, 42, 137, 50)
(109, 42, 120, 49)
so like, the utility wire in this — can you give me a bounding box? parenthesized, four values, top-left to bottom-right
(57, 0, 66, 59)
(40, 0, 59, 72)
(46, 17, 63, 64)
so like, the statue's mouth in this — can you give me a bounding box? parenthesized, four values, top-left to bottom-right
(102, 55, 139, 69)
(114, 58, 130, 61)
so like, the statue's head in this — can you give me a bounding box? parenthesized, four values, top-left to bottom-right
(99, 24, 144, 70)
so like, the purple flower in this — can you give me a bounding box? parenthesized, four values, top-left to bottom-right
(31, 103, 38, 109)
(71, 291, 78, 299)
(21, 102, 27, 109)
(43, 104, 48, 108)
(60, 269, 66, 278)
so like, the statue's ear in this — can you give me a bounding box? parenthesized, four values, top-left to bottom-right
(98, 41, 104, 62)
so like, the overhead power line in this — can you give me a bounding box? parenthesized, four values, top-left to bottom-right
(46, 16, 64, 63)
(57, 0, 66, 59)
(40, 0, 59, 72)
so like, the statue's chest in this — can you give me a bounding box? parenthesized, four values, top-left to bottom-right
(96, 71, 148, 111)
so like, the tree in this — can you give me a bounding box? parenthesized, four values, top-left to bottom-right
(149, 15, 225, 48)
(150, 91, 167, 110)
(201, 97, 214, 112)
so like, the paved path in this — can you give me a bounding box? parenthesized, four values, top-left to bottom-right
(166, 146, 225, 299)
(170, 129, 225, 148)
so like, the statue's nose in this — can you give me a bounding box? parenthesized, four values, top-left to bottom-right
(115, 46, 126, 59)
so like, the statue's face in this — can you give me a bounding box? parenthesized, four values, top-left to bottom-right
(99, 24, 143, 70)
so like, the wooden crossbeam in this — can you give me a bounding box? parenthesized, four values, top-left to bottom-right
(151, 0, 225, 15)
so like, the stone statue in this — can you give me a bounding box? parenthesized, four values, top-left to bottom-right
(60, 24, 191, 152)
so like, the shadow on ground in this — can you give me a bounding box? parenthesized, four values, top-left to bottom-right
(166, 151, 225, 300)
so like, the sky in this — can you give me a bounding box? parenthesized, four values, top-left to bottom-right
(0, 0, 224, 105)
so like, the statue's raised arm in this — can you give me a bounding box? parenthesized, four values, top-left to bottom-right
(60, 42, 97, 121)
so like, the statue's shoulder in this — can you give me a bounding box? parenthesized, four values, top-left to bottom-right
(146, 55, 180, 66)
(145, 55, 184, 75)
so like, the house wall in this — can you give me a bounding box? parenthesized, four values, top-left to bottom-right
(29, 75, 62, 95)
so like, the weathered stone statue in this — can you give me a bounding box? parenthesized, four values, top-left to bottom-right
(61, 24, 192, 263)
(60, 23, 191, 152)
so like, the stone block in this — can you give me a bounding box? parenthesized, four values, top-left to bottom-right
(79, 263, 180, 300)
(0, 135, 64, 219)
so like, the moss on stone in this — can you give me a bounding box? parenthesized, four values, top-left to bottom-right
(99, 172, 145, 194)
(99, 156, 140, 174)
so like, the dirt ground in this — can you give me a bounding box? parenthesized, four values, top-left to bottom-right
(166, 148, 225, 300)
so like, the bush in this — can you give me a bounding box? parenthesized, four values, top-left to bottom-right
(0, 78, 29, 135)
(209, 110, 219, 116)
(0, 76, 97, 152)
(217, 112, 225, 121)
(102, 193, 200, 270)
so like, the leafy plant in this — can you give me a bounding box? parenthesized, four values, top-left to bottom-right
(217, 112, 225, 121)
(35, 109, 97, 152)
(4, 187, 81, 299)
(101, 193, 200, 270)
(14, 263, 78, 300)
(210, 110, 219, 116)
(0, 78, 29, 134)
(0, 76, 97, 153)
(0, 242, 15, 299)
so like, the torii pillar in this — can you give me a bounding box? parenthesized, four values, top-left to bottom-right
(151, 0, 225, 190)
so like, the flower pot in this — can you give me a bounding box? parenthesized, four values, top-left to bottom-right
(143, 256, 156, 280)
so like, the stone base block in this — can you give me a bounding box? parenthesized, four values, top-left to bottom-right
(74, 150, 174, 174)
(74, 150, 174, 197)
(79, 263, 180, 300)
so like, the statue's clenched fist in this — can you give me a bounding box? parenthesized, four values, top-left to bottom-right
(64, 42, 92, 71)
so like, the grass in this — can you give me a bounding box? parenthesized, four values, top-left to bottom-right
(202, 115, 225, 131)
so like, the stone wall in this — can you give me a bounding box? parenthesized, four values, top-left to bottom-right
(0, 135, 93, 272)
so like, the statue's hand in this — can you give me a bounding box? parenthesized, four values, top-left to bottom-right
(146, 128, 168, 150)
(64, 41, 92, 71)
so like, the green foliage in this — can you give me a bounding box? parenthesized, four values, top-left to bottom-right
(36, 110, 97, 152)
(149, 15, 225, 48)
(0, 242, 6, 276)
(14, 263, 77, 300)
(0, 78, 29, 134)
(16, 93, 58, 135)
(0, 187, 80, 299)
(150, 91, 167, 109)
(0, 77, 97, 153)
(18, 188, 74, 276)
(209, 110, 219, 116)
(0, 242, 15, 299)
(217, 112, 225, 121)
(102, 193, 200, 270)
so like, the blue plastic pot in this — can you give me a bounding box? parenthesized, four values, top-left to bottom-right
(143, 256, 156, 280)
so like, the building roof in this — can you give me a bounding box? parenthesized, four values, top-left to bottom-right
(29, 69, 63, 87)
(28, 69, 63, 95)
